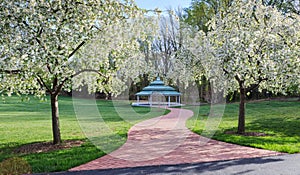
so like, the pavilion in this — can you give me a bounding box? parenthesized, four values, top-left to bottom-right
(132, 77, 182, 107)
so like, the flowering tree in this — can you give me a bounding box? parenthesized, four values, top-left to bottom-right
(191, 0, 300, 134)
(0, 0, 154, 144)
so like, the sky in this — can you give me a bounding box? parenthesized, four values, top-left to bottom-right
(134, 0, 192, 11)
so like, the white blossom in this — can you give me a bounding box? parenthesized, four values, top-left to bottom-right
(189, 0, 300, 95)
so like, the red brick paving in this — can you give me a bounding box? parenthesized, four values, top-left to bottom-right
(70, 107, 282, 171)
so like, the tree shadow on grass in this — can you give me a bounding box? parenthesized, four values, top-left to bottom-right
(213, 117, 300, 153)
(24, 141, 104, 173)
(0, 142, 23, 162)
(1, 140, 105, 173)
(247, 117, 300, 137)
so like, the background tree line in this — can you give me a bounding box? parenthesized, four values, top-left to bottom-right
(120, 0, 299, 103)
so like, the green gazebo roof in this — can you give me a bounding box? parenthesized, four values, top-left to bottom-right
(136, 77, 181, 96)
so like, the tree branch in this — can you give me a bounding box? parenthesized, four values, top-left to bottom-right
(246, 77, 268, 92)
(254, 39, 265, 56)
(36, 74, 52, 93)
(68, 41, 85, 59)
(0, 69, 22, 74)
(74, 69, 107, 80)
(277, 33, 288, 45)
(55, 69, 108, 95)
(223, 68, 230, 75)
(223, 67, 245, 88)
(46, 63, 53, 74)
(67, 23, 104, 60)
(55, 82, 65, 96)
(235, 74, 244, 87)
(22, 20, 38, 33)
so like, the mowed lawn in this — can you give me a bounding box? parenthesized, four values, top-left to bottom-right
(0, 95, 168, 173)
(186, 99, 300, 153)
(2, 96, 300, 173)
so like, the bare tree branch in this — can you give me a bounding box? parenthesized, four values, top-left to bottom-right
(68, 41, 85, 59)
(0, 69, 22, 74)
(36, 74, 52, 93)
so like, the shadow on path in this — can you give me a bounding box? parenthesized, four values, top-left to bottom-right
(35, 154, 293, 175)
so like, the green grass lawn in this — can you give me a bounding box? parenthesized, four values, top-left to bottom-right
(186, 99, 300, 154)
(0, 95, 168, 173)
(2, 96, 300, 174)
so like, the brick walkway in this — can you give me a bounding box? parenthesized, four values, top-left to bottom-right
(70, 107, 282, 171)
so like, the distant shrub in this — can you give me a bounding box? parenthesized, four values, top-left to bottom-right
(0, 157, 31, 175)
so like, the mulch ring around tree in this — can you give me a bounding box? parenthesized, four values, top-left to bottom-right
(13, 140, 85, 154)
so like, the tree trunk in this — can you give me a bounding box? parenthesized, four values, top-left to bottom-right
(238, 86, 246, 134)
(51, 93, 61, 144)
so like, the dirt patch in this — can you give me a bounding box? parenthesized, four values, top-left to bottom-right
(13, 140, 85, 154)
(225, 131, 270, 137)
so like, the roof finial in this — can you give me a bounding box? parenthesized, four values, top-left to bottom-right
(156, 73, 160, 81)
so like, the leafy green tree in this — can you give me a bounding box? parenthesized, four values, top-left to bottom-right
(184, 0, 233, 32)
(0, 0, 152, 144)
(190, 0, 300, 134)
(185, 0, 299, 33)
(262, 0, 300, 14)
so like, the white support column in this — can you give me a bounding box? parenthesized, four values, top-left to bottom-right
(168, 96, 170, 107)
(179, 96, 181, 104)
(150, 95, 152, 107)
(137, 96, 140, 105)
(176, 96, 178, 104)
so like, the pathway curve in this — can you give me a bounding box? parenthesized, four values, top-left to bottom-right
(70, 107, 282, 171)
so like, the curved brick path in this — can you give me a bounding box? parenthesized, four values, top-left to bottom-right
(70, 107, 282, 171)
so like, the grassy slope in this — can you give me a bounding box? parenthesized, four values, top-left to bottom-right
(186, 100, 300, 153)
(0, 96, 168, 173)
